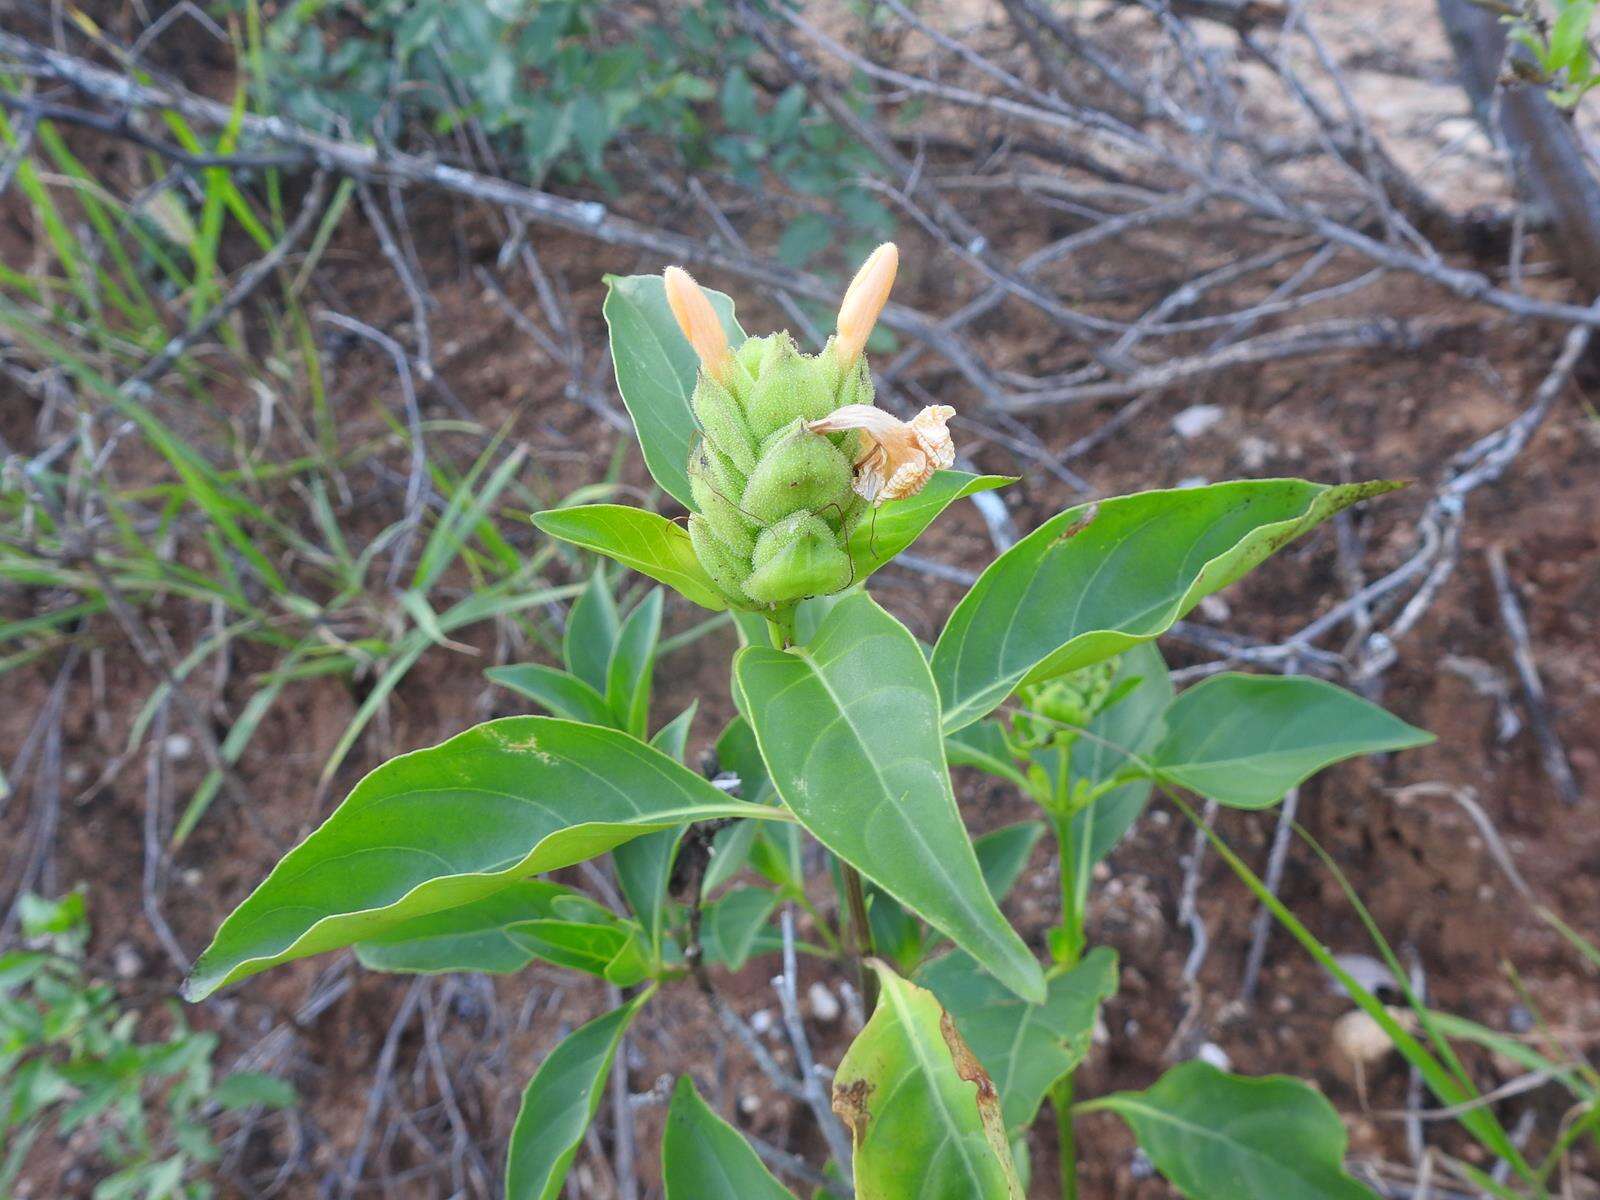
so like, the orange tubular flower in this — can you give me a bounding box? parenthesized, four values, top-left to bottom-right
(808, 403, 956, 505)
(664, 266, 733, 380)
(833, 243, 898, 366)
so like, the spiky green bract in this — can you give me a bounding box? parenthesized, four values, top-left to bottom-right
(684, 333, 874, 611)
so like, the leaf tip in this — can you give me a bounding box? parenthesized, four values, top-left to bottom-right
(1341, 478, 1410, 505)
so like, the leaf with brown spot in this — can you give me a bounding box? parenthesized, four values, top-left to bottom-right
(832, 960, 1024, 1199)
(918, 946, 1120, 1133)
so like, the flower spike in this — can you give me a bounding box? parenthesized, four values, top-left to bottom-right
(664, 266, 733, 380)
(834, 243, 898, 366)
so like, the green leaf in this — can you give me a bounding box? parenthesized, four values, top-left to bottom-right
(612, 706, 700, 960)
(715, 714, 772, 804)
(565, 568, 619, 692)
(703, 818, 759, 895)
(607, 588, 662, 737)
(1141, 674, 1432, 809)
(702, 887, 780, 971)
(846, 472, 1013, 583)
(652, 702, 698, 763)
(1550, 0, 1595, 71)
(736, 593, 1044, 1003)
(946, 720, 1030, 790)
(834, 961, 1024, 1200)
(973, 822, 1046, 905)
(213, 1072, 297, 1111)
(183, 719, 779, 999)
(868, 820, 1046, 973)
(515, 919, 643, 981)
(1067, 642, 1172, 864)
(506, 990, 652, 1200)
(533, 505, 728, 611)
(354, 881, 592, 974)
(1084, 1061, 1378, 1200)
(602, 273, 744, 510)
(705, 716, 794, 896)
(777, 212, 833, 267)
(866, 880, 927, 975)
(487, 664, 614, 726)
(918, 947, 1117, 1133)
(932, 479, 1401, 732)
(662, 1077, 798, 1200)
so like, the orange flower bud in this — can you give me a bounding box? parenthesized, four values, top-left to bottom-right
(664, 266, 733, 380)
(833, 243, 898, 366)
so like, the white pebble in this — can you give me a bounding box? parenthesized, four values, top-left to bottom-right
(164, 734, 194, 761)
(1195, 1042, 1233, 1072)
(807, 981, 841, 1023)
(112, 943, 143, 980)
(1330, 953, 1397, 998)
(1172, 404, 1225, 439)
(1333, 1010, 1388, 1066)
(749, 1008, 775, 1035)
(1239, 435, 1275, 471)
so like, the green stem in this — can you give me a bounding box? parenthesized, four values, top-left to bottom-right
(1053, 813, 1084, 970)
(765, 605, 797, 650)
(1049, 803, 1083, 1198)
(1052, 1074, 1078, 1200)
(794, 890, 844, 957)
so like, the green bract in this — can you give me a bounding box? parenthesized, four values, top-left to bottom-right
(687, 333, 869, 609)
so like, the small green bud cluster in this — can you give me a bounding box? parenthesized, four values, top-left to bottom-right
(1010, 661, 1120, 750)
(687, 334, 872, 609)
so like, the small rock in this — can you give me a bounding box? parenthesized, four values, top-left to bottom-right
(807, 981, 841, 1024)
(1130, 1148, 1156, 1179)
(1507, 1005, 1534, 1034)
(1172, 404, 1225, 439)
(164, 734, 194, 761)
(1091, 862, 1110, 883)
(1330, 953, 1399, 1001)
(1332, 1006, 1417, 1072)
(180, 867, 203, 888)
(112, 943, 143, 980)
(1198, 594, 1231, 622)
(1175, 474, 1209, 489)
(1271, 993, 1294, 1015)
(1089, 875, 1166, 967)
(1195, 1042, 1232, 1072)
(749, 1008, 775, 1036)
(1238, 435, 1275, 471)
(739, 1093, 761, 1116)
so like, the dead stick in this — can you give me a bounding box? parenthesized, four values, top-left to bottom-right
(1486, 545, 1582, 806)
